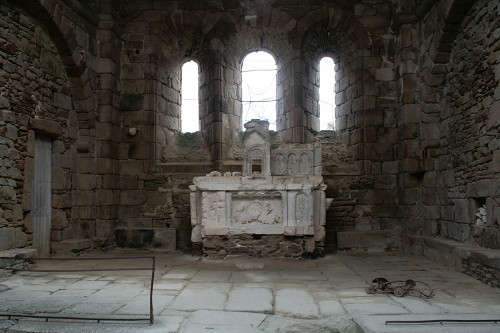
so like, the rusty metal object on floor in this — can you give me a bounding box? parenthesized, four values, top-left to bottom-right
(365, 277, 434, 298)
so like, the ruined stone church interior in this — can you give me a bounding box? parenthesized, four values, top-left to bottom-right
(1, 0, 500, 300)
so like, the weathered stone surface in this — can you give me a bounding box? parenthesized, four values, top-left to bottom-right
(115, 227, 176, 250)
(30, 119, 63, 137)
(337, 230, 400, 252)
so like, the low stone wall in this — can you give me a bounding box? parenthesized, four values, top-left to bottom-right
(0, 248, 37, 277)
(201, 235, 318, 258)
(403, 235, 500, 288)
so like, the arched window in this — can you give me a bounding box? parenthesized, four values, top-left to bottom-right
(181, 61, 199, 132)
(242, 51, 277, 130)
(319, 57, 335, 130)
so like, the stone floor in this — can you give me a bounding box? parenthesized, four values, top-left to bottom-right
(1, 250, 500, 333)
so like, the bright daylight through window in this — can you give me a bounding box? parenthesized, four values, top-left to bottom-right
(320, 57, 335, 130)
(181, 61, 199, 133)
(242, 52, 277, 130)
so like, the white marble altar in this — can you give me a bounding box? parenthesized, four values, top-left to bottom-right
(189, 120, 329, 256)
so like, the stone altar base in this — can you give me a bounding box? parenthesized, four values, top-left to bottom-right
(200, 235, 320, 258)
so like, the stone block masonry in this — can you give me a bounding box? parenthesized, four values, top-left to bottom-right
(0, 0, 498, 288)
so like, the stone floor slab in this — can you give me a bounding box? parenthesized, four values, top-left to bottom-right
(229, 270, 279, 283)
(170, 283, 231, 311)
(318, 300, 345, 315)
(344, 302, 409, 315)
(64, 301, 125, 315)
(275, 289, 319, 318)
(191, 270, 232, 282)
(225, 287, 273, 313)
(115, 295, 174, 315)
(162, 268, 198, 280)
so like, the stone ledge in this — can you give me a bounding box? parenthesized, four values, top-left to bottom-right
(337, 230, 400, 252)
(0, 248, 37, 276)
(403, 235, 500, 287)
(51, 239, 93, 254)
(406, 235, 500, 269)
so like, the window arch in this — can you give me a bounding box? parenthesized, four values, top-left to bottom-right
(181, 60, 199, 133)
(242, 51, 277, 130)
(319, 57, 335, 130)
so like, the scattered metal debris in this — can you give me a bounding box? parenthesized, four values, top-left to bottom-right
(366, 277, 434, 298)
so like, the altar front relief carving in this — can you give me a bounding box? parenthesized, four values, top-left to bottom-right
(189, 120, 330, 256)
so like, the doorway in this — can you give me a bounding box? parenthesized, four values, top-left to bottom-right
(33, 135, 52, 256)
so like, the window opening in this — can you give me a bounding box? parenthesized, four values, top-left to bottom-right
(242, 52, 277, 130)
(181, 61, 199, 133)
(319, 57, 335, 130)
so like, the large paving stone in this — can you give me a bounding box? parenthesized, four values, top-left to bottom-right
(279, 269, 327, 281)
(434, 302, 482, 314)
(154, 280, 187, 293)
(275, 289, 319, 318)
(318, 300, 345, 315)
(260, 316, 359, 333)
(225, 287, 273, 313)
(191, 269, 232, 282)
(9, 295, 81, 314)
(67, 280, 110, 290)
(0, 289, 51, 301)
(392, 297, 446, 314)
(162, 267, 198, 280)
(64, 301, 125, 315)
(343, 302, 409, 315)
(85, 284, 145, 302)
(116, 295, 174, 315)
(229, 270, 279, 283)
(179, 310, 266, 333)
(170, 283, 231, 311)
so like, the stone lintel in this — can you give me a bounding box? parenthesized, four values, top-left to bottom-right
(31, 118, 63, 137)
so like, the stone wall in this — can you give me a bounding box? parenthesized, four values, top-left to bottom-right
(442, 0, 500, 248)
(0, 2, 78, 250)
(114, 0, 403, 252)
(397, 0, 500, 252)
(0, 0, 497, 272)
